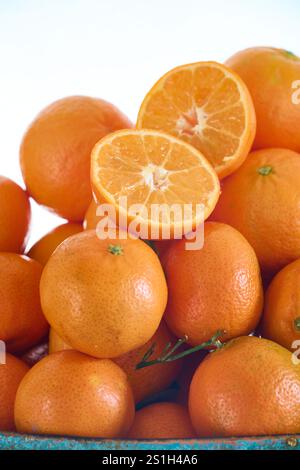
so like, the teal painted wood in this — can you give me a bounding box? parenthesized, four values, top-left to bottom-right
(0, 432, 299, 450)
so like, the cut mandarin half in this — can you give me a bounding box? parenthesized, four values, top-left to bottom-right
(91, 129, 220, 238)
(137, 62, 256, 179)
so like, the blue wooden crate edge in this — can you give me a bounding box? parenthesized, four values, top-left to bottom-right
(0, 432, 299, 450)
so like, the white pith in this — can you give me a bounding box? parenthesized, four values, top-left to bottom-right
(141, 164, 169, 191)
(176, 107, 208, 136)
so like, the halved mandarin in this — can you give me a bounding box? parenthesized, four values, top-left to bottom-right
(137, 62, 256, 179)
(91, 129, 220, 238)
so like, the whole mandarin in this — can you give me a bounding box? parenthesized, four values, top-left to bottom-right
(226, 47, 300, 151)
(189, 336, 300, 437)
(211, 148, 300, 275)
(162, 222, 263, 346)
(40, 230, 167, 358)
(20, 96, 132, 221)
(15, 350, 135, 438)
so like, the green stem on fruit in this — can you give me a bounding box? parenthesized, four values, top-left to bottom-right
(135, 330, 224, 370)
(294, 317, 300, 331)
(257, 165, 273, 176)
(108, 244, 123, 255)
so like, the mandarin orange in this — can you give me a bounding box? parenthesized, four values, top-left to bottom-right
(162, 222, 263, 345)
(40, 230, 167, 358)
(20, 96, 131, 221)
(211, 148, 300, 275)
(91, 129, 220, 239)
(137, 61, 256, 178)
(189, 336, 300, 436)
(226, 47, 300, 151)
(15, 350, 135, 438)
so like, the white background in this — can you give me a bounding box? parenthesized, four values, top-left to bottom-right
(1, 0, 299, 247)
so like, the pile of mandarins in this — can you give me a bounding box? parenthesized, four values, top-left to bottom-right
(1, 46, 300, 440)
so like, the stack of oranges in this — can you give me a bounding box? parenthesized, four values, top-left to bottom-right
(1, 46, 300, 440)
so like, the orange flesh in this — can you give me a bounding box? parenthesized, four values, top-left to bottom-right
(91, 129, 220, 233)
(137, 62, 256, 178)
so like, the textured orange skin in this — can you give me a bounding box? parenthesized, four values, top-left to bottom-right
(28, 222, 82, 266)
(50, 322, 182, 404)
(0, 253, 48, 353)
(20, 96, 132, 221)
(127, 402, 196, 439)
(0, 176, 31, 253)
(40, 230, 168, 358)
(0, 354, 29, 431)
(226, 47, 300, 151)
(162, 222, 263, 345)
(189, 336, 300, 437)
(211, 148, 300, 275)
(15, 350, 135, 438)
(262, 259, 300, 350)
